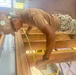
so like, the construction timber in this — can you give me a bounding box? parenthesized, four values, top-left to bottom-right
(15, 25, 76, 75)
(0, 34, 5, 48)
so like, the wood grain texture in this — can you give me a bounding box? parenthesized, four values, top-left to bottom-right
(20, 28, 76, 67)
(15, 31, 32, 75)
(0, 34, 5, 48)
(26, 50, 76, 66)
(21, 28, 76, 50)
(23, 40, 76, 50)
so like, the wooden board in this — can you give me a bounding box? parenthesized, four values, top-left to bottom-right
(20, 28, 76, 50)
(26, 50, 76, 66)
(0, 34, 5, 48)
(15, 28, 76, 67)
(15, 31, 32, 75)
(23, 40, 76, 50)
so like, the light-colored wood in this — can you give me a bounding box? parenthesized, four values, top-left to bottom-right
(0, 34, 5, 48)
(21, 33, 71, 41)
(15, 31, 32, 75)
(20, 27, 75, 35)
(17, 28, 76, 68)
(22, 32, 76, 49)
(23, 39, 76, 50)
(20, 28, 76, 50)
(26, 50, 76, 66)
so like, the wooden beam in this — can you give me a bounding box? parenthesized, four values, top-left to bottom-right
(21, 27, 41, 33)
(19, 28, 76, 66)
(0, 34, 5, 48)
(22, 33, 72, 41)
(55, 40, 76, 48)
(20, 28, 76, 49)
(15, 31, 32, 75)
(20, 26, 76, 48)
(20, 27, 75, 35)
(26, 50, 76, 66)
(23, 39, 76, 50)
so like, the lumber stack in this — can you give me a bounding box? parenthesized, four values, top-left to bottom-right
(15, 25, 76, 75)
(19, 27, 76, 66)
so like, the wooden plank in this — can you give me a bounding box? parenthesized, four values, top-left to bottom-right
(55, 40, 76, 48)
(22, 33, 72, 41)
(26, 50, 76, 66)
(23, 39, 76, 50)
(19, 28, 76, 67)
(15, 31, 32, 75)
(20, 27, 75, 35)
(0, 34, 5, 48)
(21, 27, 41, 33)
(21, 29, 76, 49)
